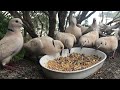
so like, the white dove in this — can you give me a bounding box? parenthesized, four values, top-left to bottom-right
(0, 18, 24, 69)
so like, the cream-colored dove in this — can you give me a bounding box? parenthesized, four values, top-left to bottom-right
(0, 18, 23, 68)
(54, 31, 76, 53)
(95, 35, 118, 59)
(79, 30, 99, 48)
(24, 36, 64, 58)
(39, 36, 64, 55)
(65, 16, 82, 41)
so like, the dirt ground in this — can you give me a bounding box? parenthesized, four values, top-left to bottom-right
(0, 52, 120, 79)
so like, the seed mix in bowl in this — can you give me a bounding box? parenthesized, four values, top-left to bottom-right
(47, 53, 101, 71)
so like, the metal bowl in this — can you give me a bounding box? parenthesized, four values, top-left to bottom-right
(39, 47, 107, 79)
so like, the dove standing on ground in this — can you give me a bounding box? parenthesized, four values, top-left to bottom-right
(95, 35, 118, 59)
(78, 18, 99, 48)
(0, 18, 24, 69)
(24, 36, 64, 59)
(65, 16, 82, 42)
(79, 30, 99, 48)
(54, 31, 76, 54)
(39, 36, 64, 55)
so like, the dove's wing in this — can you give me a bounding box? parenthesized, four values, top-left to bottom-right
(0, 36, 19, 61)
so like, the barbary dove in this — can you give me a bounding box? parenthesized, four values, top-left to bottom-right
(65, 16, 82, 42)
(79, 30, 99, 48)
(54, 31, 76, 53)
(0, 18, 23, 69)
(95, 35, 118, 59)
(24, 36, 64, 59)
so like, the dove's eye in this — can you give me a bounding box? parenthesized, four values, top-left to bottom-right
(101, 42, 102, 44)
(15, 20, 18, 23)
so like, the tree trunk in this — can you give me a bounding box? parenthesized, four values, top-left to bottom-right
(77, 11, 96, 24)
(23, 26, 27, 43)
(77, 11, 89, 24)
(101, 11, 104, 23)
(22, 11, 34, 29)
(58, 11, 68, 32)
(9, 11, 38, 38)
(65, 11, 74, 29)
(48, 11, 57, 38)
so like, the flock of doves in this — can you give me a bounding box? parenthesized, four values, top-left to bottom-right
(0, 16, 120, 70)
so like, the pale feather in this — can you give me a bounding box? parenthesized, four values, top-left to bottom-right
(0, 35, 23, 61)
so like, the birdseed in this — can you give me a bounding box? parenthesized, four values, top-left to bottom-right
(47, 53, 101, 71)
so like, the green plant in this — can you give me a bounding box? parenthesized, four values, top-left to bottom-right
(13, 48, 26, 60)
(0, 12, 10, 39)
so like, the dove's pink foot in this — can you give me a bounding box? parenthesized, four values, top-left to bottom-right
(108, 51, 116, 60)
(109, 56, 114, 60)
(3, 64, 16, 71)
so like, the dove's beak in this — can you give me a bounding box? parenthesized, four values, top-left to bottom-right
(96, 45, 101, 50)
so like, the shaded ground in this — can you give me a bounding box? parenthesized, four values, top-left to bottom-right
(86, 54, 120, 79)
(0, 59, 44, 79)
(0, 53, 120, 79)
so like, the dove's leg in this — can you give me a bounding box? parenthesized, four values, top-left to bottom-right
(2, 56, 12, 66)
(68, 48, 71, 54)
(2, 56, 15, 70)
(112, 51, 116, 57)
(109, 51, 116, 59)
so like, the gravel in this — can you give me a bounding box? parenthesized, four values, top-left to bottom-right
(0, 52, 120, 79)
